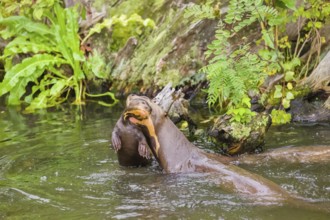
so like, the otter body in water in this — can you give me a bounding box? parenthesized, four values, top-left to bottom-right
(117, 94, 330, 212)
(123, 94, 292, 200)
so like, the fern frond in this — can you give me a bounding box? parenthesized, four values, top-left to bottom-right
(0, 54, 67, 101)
(184, 3, 216, 23)
(1, 36, 59, 60)
(250, 4, 278, 23)
(233, 16, 257, 32)
(0, 16, 53, 39)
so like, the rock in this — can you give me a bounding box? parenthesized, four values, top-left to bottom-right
(208, 113, 271, 155)
(289, 96, 330, 122)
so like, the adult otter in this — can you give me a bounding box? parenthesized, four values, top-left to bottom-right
(111, 85, 196, 167)
(123, 94, 291, 199)
(120, 94, 330, 212)
(111, 114, 151, 167)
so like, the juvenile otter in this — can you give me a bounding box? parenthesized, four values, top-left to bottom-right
(111, 114, 152, 167)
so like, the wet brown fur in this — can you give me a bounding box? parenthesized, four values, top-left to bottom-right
(111, 114, 151, 167)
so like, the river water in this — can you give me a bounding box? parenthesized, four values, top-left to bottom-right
(0, 102, 329, 219)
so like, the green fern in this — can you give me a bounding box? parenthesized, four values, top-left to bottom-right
(0, 54, 67, 105)
(186, 0, 271, 112)
(184, 1, 217, 23)
(0, 3, 117, 111)
(201, 22, 266, 109)
(0, 16, 53, 39)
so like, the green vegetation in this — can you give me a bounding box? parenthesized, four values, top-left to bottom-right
(185, 0, 330, 125)
(0, 0, 58, 19)
(82, 13, 155, 51)
(0, 0, 328, 124)
(0, 1, 155, 111)
(271, 109, 291, 125)
(226, 97, 256, 124)
(0, 2, 114, 111)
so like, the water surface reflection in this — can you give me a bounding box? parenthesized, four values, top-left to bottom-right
(0, 103, 329, 219)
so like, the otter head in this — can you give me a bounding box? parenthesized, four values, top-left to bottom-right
(123, 94, 165, 157)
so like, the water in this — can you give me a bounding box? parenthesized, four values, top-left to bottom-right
(0, 103, 329, 219)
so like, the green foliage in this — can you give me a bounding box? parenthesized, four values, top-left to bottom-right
(0, 0, 58, 19)
(262, 0, 330, 110)
(271, 109, 291, 125)
(0, 3, 117, 111)
(187, 0, 330, 124)
(83, 50, 110, 80)
(186, 0, 275, 114)
(184, 1, 219, 23)
(0, 54, 67, 106)
(118, 8, 187, 88)
(82, 13, 155, 51)
(201, 24, 267, 111)
(226, 97, 256, 124)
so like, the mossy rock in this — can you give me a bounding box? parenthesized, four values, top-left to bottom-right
(208, 113, 271, 155)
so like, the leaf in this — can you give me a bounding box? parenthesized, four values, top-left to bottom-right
(238, 108, 246, 116)
(0, 54, 67, 98)
(64, 5, 81, 61)
(143, 18, 156, 27)
(314, 21, 322, 29)
(86, 51, 109, 79)
(241, 96, 251, 108)
(282, 98, 290, 109)
(280, 0, 296, 10)
(271, 109, 291, 125)
(33, 8, 44, 20)
(262, 29, 275, 49)
(7, 68, 46, 105)
(285, 71, 294, 81)
(82, 18, 113, 44)
(274, 85, 283, 98)
(258, 49, 271, 60)
(1, 36, 58, 60)
(287, 82, 293, 90)
(0, 16, 53, 39)
(286, 91, 294, 100)
(26, 90, 51, 111)
(282, 57, 300, 71)
(50, 79, 67, 96)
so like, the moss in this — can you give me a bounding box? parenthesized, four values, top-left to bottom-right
(230, 123, 251, 140)
(90, 0, 218, 92)
(292, 85, 311, 99)
(118, 8, 188, 87)
(156, 69, 182, 86)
